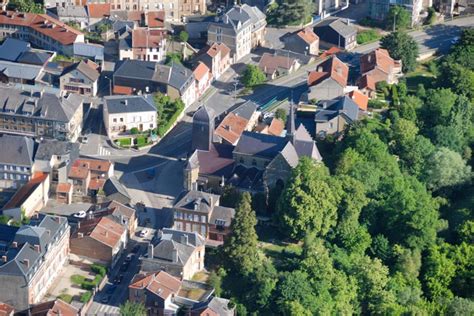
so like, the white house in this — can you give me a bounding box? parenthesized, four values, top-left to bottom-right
(103, 95, 157, 137)
(60, 60, 100, 97)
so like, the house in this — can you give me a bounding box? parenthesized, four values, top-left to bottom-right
(184, 104, 322, 193)
(145, 11, 166, 29)
(368, 0, 429, 26)
(56, 183, 73, 205)
(347, 90, 369, 111)
(304, 56, 349, 102)
(357, 48, 402, 98)
(256, 117, 285, 136)
(179, 0, 207, 17)
(113, 60, 196, 107)
(103, 95, 157, 137)
(314, 95, 361, 137)
(208, 5, 266, 62)
(2, 172, 50, 219)
(173, 190, 235, 244)
(103, 176, 131, 205)
(194, 62, 212, 98)
(73, 42, 104, 62)
(50, 5, 89, 29)
(195, 43, 232, 80)
(129, 271, 182, 315)
(314, 18, 357, 51)
(119, 28, 167, 62)
(0, 135, 35, 189)
(18, 299, 79, 316)
(0, 215, 70, 310)
(86, 3, 111, 22)
(33, 140, 80, 188)
(60, 60, 100, 96)
(0, 11, 84, 56)
(68, 158, 114, 195)
(189, 297, 235, 316)
(0, 303, 14, 316)
(101, 200, 137, 236)
(215, 113, 249, 146)
(314, 0, 350, 16)
(70, 216, 127, 268)
(232, 100, 259, 130)
(284, 27, 319, 56)
(258, 53, 300, 80)
(0, 86, 84, 141)
(142, 228, 205, 279)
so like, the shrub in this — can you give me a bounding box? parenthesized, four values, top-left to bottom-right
(81, 280, 95, 291)
(80, 291, 92, 303)
(91, 264, 107, 277)
(130, 127, 139, 135)
(179, 30, 189, 42)
(71, 275, 86, 286)
(58, 293, 73, 303)
(368, 99, 386, 109)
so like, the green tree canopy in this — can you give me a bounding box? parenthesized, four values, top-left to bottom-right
(178, 30, 189, 42)
(381, 31, 419, 72)
(386, 5, 412, 31)
(241, 65, 266, 88)
(119, 301, 146, 316)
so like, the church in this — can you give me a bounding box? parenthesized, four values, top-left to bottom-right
(184, 104, 322, 193)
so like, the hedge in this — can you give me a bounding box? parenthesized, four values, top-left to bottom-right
(58, 293, 73, 303)
(71, 275, 86, 286)
(91, 264, 107, 277)
(80, 291, 92, 303)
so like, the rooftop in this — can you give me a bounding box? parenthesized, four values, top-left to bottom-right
(215, 112, 248, 145)
(104, 95, 156, 114)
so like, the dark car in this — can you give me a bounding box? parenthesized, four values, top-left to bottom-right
(114, 274, 124, 284)
(120, 262, 129, 271)
(101, 295, 110, 304)
(131, 245, 140, 254)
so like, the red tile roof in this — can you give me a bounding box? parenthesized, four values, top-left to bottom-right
(130, 271, 182, 300)
(194, 62, 210, 82)
(206, 42, 230, 58)
(147, 11, 165, 28)
(357, 74, 376, 91)
(259, 53, 296, 75)
(360, 48, 395, 75)
(72, 159, 112, 174)
(215, 112, 248, 145)
(90, 217, 125, 248)
(127, 11, 143, 22)
(0, 11, 83, 46)
(132, 28, 165, 49)
(321, 46, 341, 58)
(0, 303, 14, 316)
(56, 182, 72, 193)
(297, 27, 319, 45)
(347, 90, 368, 111)
(307, 56, 348, 87)
(88, 178, 105, 191)
(267, 118, 285, 136)
(86, 3, 111, 19)
(3, 172, 48, 209)
(113, 85, 133, 95)
(68, 165, 89, 179)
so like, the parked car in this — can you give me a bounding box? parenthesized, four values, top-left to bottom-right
(81, 136, 89, 144)
(125, 254, 134, 262)
(131, 245, 140, 254)
(114, 274, 124, 284)
(120, 261, 129, 271)
(73, 211, 87, 218)
(139, 229, 148, 237)
(101, 295, 110, 303)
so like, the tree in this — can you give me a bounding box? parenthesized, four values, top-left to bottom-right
(386, 5, 411, 31)
(419, 88, 458, 129)
(274, 270, 316, 313)
(178, 30, 189, 42)
(8, 0, 43, 13)
(277, 158, 339, 240)
(165, 53, 183, 65)
(223, 192, 260, 276)
(119, 301, 146, 316)
(381, 31, 419, 72)
(438, 63, 474, 99)
(446, 297, 474, 315)
(220, 185, 241, 208)
(275, 108, 287, 124)
(422, 244, 456, 302)
(421, 147, 472, 191)
(240, 65, 266, 88)
(426, 7, 437, 25)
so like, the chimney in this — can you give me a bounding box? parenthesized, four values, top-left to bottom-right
(172, 248, 178, 262)
(346, 18, 350, 25)
(1, 255, 7, 263)
(34, 244, 40, 253)
(148, 242, 154, 258)
(180, 234, 189, 245)
(78, 232, 84, 238)
(23, 259, 29, 267)
(124, 99, 128, 106)
(12, 242, 18, 248)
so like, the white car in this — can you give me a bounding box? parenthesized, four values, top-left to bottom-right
(73, 211, 87, 218)
(139, 229, 148, 237)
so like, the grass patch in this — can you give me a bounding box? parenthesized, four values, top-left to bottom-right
(80, 291, 92, 303)
(259, 241, 302, 269)
(58, 293, 73, 303)
(179, 287, 207, 301)
(115, 137, 132, 147)
(357, 29, 381, 44)
(71, 275, 86, 286)
(135, 135, 149, 147)
(404, 61, 437, 92)
(154, 94, 185, 137)
(191, 271, 209, 283)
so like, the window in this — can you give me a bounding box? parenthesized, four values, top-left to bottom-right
(120, 118, 124, 122)
(113, 118, 117, 123)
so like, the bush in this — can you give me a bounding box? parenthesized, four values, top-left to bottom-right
(81, 280, 95, 291)
(58, 293, 73, 303)
(135, 136, 148, 147)
(368, 99, 387, 109)
(179, 31, 189, 42)
(80, 291, 92, 303)
(357, 29, 381, 45)
(91, 264, 107, 277)
(71, 275, 86, 286)
(130, 127, 139, 135)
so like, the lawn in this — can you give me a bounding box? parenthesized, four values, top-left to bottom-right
(191, 271, 209, 283)
(357, 29, 381, 45)
(257, 225, 302, 269)
(57, 293, 73, 303)
(404, 61, 437, 92)
(115, 137, 132, 147)
(135, 135, 149, 147)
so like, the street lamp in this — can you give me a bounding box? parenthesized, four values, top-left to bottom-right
(233, 81, 238, 103)
(104, 75, 112, 96)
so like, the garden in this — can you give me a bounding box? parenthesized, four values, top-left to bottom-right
(154, 93, 185, 137)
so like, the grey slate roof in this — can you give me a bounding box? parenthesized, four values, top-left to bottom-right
(104, 95, 156, 114)
(315, 95, 359, 122)
(0, 215, 68, 282)
(231, 100, 257, 121)
(0, 135, 34, 167)
(278, 142, 299, 168)
(174, 190, 219, 214)
(240, 4, 266, 29)
(73, 42, 104, 60)
(35, 140, 80, 161)
(0, 38, 30, 62)
(62, 60, 100, 82)
(152, 228, 205, 266)
(234, 131, 287, 159)
(293, 124, 322, 161)
(0, 60, 43, 80)
(0, 86, 82, 123)
(103, 177, 131, 200)
(16, 51, 51, 65)
(209, 206, 235, 228)
(114, 60, 156, 81)
(57, 5, 88, 18)
(315, 18, 356, 38)
(167, 62, 195, 93)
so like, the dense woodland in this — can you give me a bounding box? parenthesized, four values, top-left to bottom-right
(208, 29, 474, 315)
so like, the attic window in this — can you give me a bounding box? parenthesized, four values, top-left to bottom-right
(215, 219, 226, 226)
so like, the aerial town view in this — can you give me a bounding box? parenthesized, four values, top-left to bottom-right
(0, 0, 472, 314)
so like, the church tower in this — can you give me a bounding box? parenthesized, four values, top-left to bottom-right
(192, 105, 215, 152)
(286, 101, 296, 144)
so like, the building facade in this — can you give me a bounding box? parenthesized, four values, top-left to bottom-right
(0, 135, 34, 189)
(60, 60, 100, 97)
